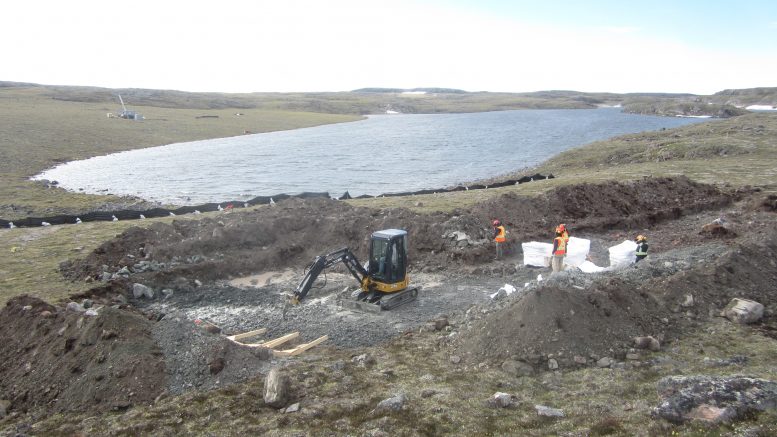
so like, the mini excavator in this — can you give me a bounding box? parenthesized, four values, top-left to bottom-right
(288, 229, 419, 312)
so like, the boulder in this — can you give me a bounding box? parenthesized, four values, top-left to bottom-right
(597, 357, 613, 368)
(722, 298, 764, 324)
(375, 393, 406, 413)
(634, 336, 661, 351)
(535, 404, 564, 417)
(501, 359, 534, 377)
(263, 368, 290, 409)
(132, 283, 154, 299)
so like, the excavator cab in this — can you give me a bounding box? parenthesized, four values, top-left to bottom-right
(288, 228, 418, 311)
(367, 229, 408, 290)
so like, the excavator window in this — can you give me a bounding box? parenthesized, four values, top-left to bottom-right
(370, 239, 390, 281)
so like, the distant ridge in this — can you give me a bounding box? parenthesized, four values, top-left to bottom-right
(352, 87, 468, 94)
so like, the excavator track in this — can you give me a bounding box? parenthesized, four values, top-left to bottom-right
(338, 287, 420, 313)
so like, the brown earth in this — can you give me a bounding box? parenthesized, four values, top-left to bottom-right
(3, 176, 777, 430)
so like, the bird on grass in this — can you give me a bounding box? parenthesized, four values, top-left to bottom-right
(9, 222, 16, 229)
(139, 214, 146, 219)
(112, 215, 118, 222)
(41, 221, 51, 226)
(169, 212, 176, 216)
(75, 217, 82, 224)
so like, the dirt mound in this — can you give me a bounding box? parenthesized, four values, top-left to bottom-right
(60, 177, 735, 293)
(0, 296, 165, 414)
(454, 230, 777, 367)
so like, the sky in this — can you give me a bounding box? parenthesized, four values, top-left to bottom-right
(3, 0, 776, 94)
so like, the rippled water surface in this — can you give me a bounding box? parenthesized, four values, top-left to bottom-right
(35, 108, 707, 204)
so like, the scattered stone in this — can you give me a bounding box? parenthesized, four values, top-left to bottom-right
(450, 355, 461, 364)
(162, 289, 174, 299)
(535, 404, 564, 417)
(81, 299, 93, 309)
(100, 329, 118, 340)
(722, 298, 764, 324)
(40, 310, 54, 318)
(653, 375, 777, 424)
(66, 302, 85, 313)
(284, 402, 300, 413)
(22, 305, 32, 311)
(626, 353, 640, 361)
(548, 358, 559, 370)
(263, 368, 290, 409)
(375, 393, 406, 413)
(573, 355, 587, 365)
(434, 317, 449, 331)
(85, 309, 99, 317)
(194, 279, 203, 287)
(597, 357, 612, 368)
(132, 283, 155, 299)
(681, 294, 694, 308)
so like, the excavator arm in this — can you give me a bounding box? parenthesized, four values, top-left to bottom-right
(290, 247, 369, 304)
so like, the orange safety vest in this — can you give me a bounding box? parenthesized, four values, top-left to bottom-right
(553, 236, 567, 255)
(495, 225, 506, 243)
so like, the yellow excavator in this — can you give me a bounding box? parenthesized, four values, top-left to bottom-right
(287, 229, 419, 312)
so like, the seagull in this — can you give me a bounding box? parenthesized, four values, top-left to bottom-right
(41, 221, 51, 226)
(269, 197, 275, 205)
(9, 222, 16, 229)
(112, 215, 118, 222)
(217, 205, 224, 211)
(139, 214, 146, 219)
(193, 210, 201, 214)
(75, 217, 82, 224)
(244, 202, 249, 208)
(169, 212, 176, 216)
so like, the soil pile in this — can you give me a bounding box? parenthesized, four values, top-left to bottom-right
(0, 296, 165, 413)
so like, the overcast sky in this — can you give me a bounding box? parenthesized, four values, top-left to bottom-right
(3, 0, 776, 94)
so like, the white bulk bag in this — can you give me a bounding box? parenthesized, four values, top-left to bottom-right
(564, 237, 590, 268)
(609, 240, 638, 268)
(522, 242, 553, 267)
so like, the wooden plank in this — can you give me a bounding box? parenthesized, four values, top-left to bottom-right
(261, 332, 299, 348)
(274, 335, 329, 357)
(226, 328, 267, 342)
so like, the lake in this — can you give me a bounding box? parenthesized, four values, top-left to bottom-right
(34, 108, 709, 204)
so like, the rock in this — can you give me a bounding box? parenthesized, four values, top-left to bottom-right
(450, 355, 461, 364)
(85, 309, 99, 317)
(535, 404, 564, 417)
(434, 317, 449, 331)
(66, 302, 86, 313)
(548, 358, 559, 370)
(40, 310, 54, 318)
(132, 283, 154, 299)
(490, 392, 513, 408)
(117, 266, 130, 275)
(194, 279, 203, 287)
(101, 272, 112, 282)
(22, 305, 32, 311)
(284, 402, 300, 413)
(681, 294, 694, 308)
(722, 298, 764, 324)
(597, 357, 612, 368)
(101, 329, 118, 340)
(573, 355, 587, 365)
(652, 375, 777, 424)
(626, 353, 640, 360)
(0, 399, 10, 419)
(375, 393, 406, 413)
(162, 289, 174, 299)
(263, 368, 290, 409)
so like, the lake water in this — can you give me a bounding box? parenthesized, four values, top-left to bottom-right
(34, 108, 709, 204)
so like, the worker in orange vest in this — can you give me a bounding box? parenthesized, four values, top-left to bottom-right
(492, 219, 506, 259)
(551, 229, 567, 272)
